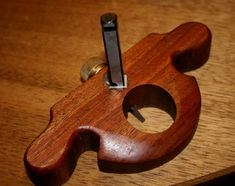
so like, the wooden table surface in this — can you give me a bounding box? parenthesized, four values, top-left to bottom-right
(0, 0, 234, 185)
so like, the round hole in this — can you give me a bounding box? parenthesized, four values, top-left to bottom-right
(122, 84, 176, 134)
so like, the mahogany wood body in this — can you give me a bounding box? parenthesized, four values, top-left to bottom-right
(24, 22, 211, 186)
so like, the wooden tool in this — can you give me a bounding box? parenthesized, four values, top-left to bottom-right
(24, 13, 211, 186)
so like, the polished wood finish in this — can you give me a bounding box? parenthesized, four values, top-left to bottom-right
(24, 22, 211, 185)
(1, 1, 235, 186)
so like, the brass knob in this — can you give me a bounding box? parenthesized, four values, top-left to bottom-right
(80, 57, 106, 81)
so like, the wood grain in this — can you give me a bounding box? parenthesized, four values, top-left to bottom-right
(24, 22, 211, 186)
(0, 0, 234, 185)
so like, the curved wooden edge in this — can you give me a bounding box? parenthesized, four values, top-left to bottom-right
(24, 129, 100, 186)
(170, 22, 212, 72)
(97, 126, 198, 173)
(24, 22, 212, 186)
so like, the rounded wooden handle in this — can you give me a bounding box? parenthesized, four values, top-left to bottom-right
(24, 22, 211, 186)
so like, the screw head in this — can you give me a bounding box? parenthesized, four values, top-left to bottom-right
(101, 13, 117, 29)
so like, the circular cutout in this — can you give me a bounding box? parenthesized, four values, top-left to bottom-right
(123, 84, 176, 134)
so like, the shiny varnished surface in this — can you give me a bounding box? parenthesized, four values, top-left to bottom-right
(0, 0, 235, 185)
(25, 22, 211, 185)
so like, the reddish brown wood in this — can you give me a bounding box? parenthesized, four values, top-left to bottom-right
(24, 22, 211, 186)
